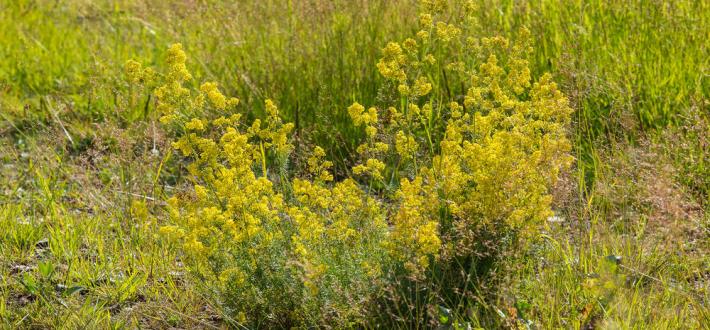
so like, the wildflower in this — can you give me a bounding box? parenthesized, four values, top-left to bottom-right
(185, 118, 205, 131)
(353, 158, 386, 181)
(373, 142, 389, 153)
(420, 0, 447, 13)
(395, 131, 418, 160)
(408, 103, 421, 116)
(365, 107, 378, 125)
(388, 176, 441, 272)
(265, 99, 279, 117)
(348, 102, 365, 125)
(172, 135, 194, 156)
(200, 82, 227, 110)
(194, 184, 208, 200)
(152, 43, 193, 122)
(419, 13, 433, 26)
(148, 10, 574, 325)
(416, 30, 430, 41)
(307, 146, 333, 182)
(125, 60, 143, 83)
(165, 43, 192, 83)
(482, 35, 509, 49)
(387, 106, 402, 123)
(435, 22, 461, 42)
(142, 67, 156, 84)
(413, 77, 432, 96)
(377, 42, 407, 81)
(403, 38, 418, 52)
(365, 125, 378, 139)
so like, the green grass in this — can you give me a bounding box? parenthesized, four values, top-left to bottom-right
(502, 138, 709, 328)
(0, 0, 707, 328)
(483, 0, 708, 129)
(0, 154, 215, 328)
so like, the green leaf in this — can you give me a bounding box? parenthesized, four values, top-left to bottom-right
(438, 305, 451, 325)
(64, 285, 86, 296)
(38, 261, 54, 279)
(21, 273, 38, 294)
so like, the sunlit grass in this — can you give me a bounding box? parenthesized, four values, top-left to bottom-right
(0, 0, 706, 328)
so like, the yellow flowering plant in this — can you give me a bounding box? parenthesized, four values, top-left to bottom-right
(342, 0, 573, 322)
(125, 0, 573, 325)
(127, 44, 394, 327)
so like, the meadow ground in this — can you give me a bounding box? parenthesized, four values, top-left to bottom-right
(0, 0, 707, 328)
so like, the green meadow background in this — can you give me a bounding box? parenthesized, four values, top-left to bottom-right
(0, 0, 707, 328)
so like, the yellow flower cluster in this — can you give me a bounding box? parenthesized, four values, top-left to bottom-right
(387, 175, 441, 273)
(376, 42, 407, 82)
(153, 44, 193, 123)
(306, 146, 333, 182)
(199, 82, 239, 110)
(342, 0, 573, 271)
(124, 60, 155, 84)
(134, 44, 242, 125)
(419, 13, 433, 27)
(136, 44, 395, 326)
(184, 118, 205, 131)
(435, 22, 461, 42)
(420, 0, 448, 13)
(247, 99, 295, 166)
(395, 130, 418, 160)
(348, 102, 378, 127)
(352, 158, 387, 181)
(168, 117, 390, 322)
(412, 77, 432, 96)
(289, 177, 388, 306)
(141, 0, 573, 324)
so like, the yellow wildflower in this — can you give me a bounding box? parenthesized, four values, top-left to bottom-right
(185, 118, 205, 131)
(200, 82, 227, 110)
(413, 77, 432, 96)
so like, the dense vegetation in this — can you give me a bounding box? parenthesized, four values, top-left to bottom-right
(0, 0, 707, 328)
